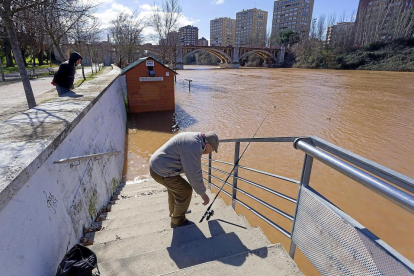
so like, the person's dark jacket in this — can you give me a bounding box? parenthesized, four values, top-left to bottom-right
(53, 52, 83, 89)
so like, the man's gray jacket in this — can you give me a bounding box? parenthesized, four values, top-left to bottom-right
(150, 132, 206, 195)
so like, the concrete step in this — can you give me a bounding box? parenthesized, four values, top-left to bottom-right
(119, 185, 167, 197)
(89, 212, 250, 263)
(120, 181, 164, 193)
(98, 227, 271, 276)
(111, 189, 215, 211)
(162, 244, 304, 276)
(105, 198, 226, 220)
(98, 203, 227, 230)
(86, 206, 250, 244)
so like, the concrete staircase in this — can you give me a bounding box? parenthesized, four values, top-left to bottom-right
(83, 178, 303, 276)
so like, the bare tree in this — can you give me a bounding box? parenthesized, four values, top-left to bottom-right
(72, 17, 101, 79)
(150, 0, 182, 66)
(0, 0, 48, 108)
(41, 0, 96, 62)
(110, 12, 146, 67)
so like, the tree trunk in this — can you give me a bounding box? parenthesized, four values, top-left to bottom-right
(49, 47, 53, 67)
(21, 49, 28, 67)
(81, 63, 86, 80)
(86, 45, 94, 74)
(0, 58, 5, 81)
(1, 5, 36, 108)
(38, 49, 44, 66)
(32, 50, 35, 73)
(4, 37, 14, 67)
(50, 36, 66, 62)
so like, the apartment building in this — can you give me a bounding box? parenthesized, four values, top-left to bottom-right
(197, 37, 209, 46)
(271, 0, 314, 39)
(178, 25, 199, 46)
(326, 22, 355, 47)
(158, 31, 180, 46)
(354, 0, 414, 45)
(210, 17, 236, 46)
(235, 8, 268, 46)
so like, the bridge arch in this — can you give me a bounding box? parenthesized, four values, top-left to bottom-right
(183, 48, 232, 64)
(137, 48, 174, 64)
(239, 50, 277, 64)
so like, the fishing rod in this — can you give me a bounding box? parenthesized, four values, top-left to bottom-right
(199, 106, 276, 223)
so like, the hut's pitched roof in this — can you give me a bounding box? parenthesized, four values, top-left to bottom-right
(121, 57, 178, 75)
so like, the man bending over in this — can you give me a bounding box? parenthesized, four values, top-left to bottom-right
(150, 132, 219, 228)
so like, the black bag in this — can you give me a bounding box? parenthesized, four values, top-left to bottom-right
(56, 244, 100, 276)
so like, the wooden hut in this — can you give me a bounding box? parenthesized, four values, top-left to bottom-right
(121, 57, 177, 113)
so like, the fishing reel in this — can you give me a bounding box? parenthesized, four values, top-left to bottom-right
(205, 209, 214, 221)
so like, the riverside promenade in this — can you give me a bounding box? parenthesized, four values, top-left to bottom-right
(0, 67, 93, 122)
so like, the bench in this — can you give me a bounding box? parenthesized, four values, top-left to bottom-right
(47, 67, 55, 75)
(26, 70, 39, 79)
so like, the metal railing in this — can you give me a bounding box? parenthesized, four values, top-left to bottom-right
(202, 136, 414, 275)
(53, 151, 121, 168)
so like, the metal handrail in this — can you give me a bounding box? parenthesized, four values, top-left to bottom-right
(53, 151, 121, 164)
(294, 139, 414, 215)
(203, 136, 414, 266)
(311, 137, 414, 193)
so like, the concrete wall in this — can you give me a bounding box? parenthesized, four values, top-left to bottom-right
(0, 68, 126, 275)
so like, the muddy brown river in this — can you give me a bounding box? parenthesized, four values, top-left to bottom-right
(123, 66, 414, 275)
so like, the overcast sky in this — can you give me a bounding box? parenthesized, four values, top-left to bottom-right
(94, 0, 360, 42)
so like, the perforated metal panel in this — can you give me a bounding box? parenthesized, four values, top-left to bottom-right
(292, 187, 414, 276)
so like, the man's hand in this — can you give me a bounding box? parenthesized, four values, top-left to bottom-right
(51, 81, 56, 86)
(201, 193, 210, 206)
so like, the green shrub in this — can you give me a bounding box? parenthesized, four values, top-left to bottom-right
(365, 41, 386, 51)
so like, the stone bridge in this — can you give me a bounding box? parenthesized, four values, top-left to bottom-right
(138, 45, 286, 69)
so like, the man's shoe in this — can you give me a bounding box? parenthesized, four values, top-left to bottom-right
(170, 219, 193, 228)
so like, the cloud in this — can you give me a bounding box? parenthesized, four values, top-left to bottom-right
(94, 1, 200, 43)
(94, 2, 134, 29)
(212, 0, 225, 4)
(139, 4, 152, 11)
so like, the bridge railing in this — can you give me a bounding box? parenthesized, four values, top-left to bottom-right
(202, 136, 414, 275)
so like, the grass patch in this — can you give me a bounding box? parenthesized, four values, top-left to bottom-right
(39, 98, 56, 104)
(73, 66, 107, 88)
(2, 64, 59, 74)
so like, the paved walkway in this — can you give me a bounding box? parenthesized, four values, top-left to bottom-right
(0, 67, 105, 123)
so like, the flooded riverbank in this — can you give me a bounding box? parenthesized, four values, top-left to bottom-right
(123, 66, 414, 275)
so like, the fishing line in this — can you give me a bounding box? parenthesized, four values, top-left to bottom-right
(200, 105, 277, 223)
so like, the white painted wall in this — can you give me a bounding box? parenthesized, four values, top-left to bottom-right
(0, 77, 126, 276)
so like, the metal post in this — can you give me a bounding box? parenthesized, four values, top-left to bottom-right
(232, 142, 241, 209)
(208, 153, 212, 190)
(289, 153, 313, 259)
(184, 79, 192, 93)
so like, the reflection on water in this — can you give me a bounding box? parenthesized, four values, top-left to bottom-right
(123, 67, 414, 275)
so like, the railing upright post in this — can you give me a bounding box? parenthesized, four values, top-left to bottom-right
(289, 153, 313, 259)
(232, 142, 241, 210)
(208, 153, 212, 190)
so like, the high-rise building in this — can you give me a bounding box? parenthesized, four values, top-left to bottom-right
(178, 25, 199, 46)
(271, 0, 314, 39)
(326, 22, 355, 48)
(235, 8, 268, 46)
(210, 17, 236, 46)
(159, 31, 180, 46)
(197, 37, 209, 46)
(354, 0, 414, 45)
